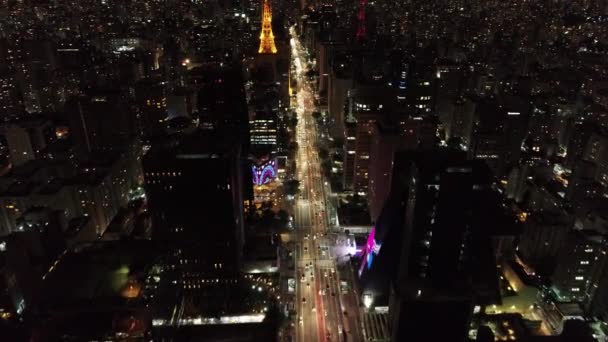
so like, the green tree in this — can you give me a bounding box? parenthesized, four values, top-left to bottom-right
(277, 209, 290, 227)
(331, 137, 344, 150)
(283, 179, 301, 196)
(289, 117, 298, 128)
(312, 111, 322, 121)
(287, 141, 299, 158)
(321, 160, 332, 177)
(318, 147, 329, 160)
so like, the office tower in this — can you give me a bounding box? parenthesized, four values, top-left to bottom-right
(404, 59, 436, 119)
(582, 130, 608, 185)
(134, 78, 167, 137)
(343, 86, 391, 194)
(144, 129, 246, 274)
(388, 152, 499, 341)
(442, 97, 476, 147)
(65, 89, 136, 155)
(14, 39, 60, 113)
(249, 110, 278, 154)
(0, 124, 35, 166)
(588, 251, 608, 321)
(552, 230, 607, 303)
(517, 210, 572, 277)
(392, 153, 495, 285)
(358, 151, 507, 341)
(327, 53, 352, 138)
(0, 119, 56, 167)
(197, 66, 249, 145)
(0, 65, 23, 117)
(143, 129, 260, 337)
(469, 98, 529, 177)
(368, 120, 413, 222)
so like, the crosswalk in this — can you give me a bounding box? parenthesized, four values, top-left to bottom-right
(361, 312, 390, 342)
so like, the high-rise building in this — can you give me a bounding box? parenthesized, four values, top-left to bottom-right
(0, 65, 23, 117)
(14, 39, 60, 113)
(65, 89, 136, 155)
(249, 110, 278, 154)
(0, 119, 56, 167)
(327, 54, 352, 138)
(393, 153, 495, 285)
(368, 120, 412, 222)
(343, 86, 391, 194)
(583, 130, 608, 186)
(517, 210, 572, 277)
(0, 124, 35, 166)
(144, 129, 246, 274)
(197, 66, 249, 144)
(343, 116, 357, 190)
(359, 151, 507, 341)
(442, 97, 476, 147)
(552, 230, 607, 303)
(143, 129, 253, 332)
(566, 121, 596, 171)
(134, 78, 167, 137)
(469, 98, 530, 177)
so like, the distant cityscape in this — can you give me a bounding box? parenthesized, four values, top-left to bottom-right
(0, 0, 607, 342)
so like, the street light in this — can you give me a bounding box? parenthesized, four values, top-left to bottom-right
(363, 293, 373, 309)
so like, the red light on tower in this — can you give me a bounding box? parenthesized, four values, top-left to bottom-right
(356, 0, 367, 41)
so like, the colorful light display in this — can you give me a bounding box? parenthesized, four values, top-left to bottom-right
(252, 159, 277, 186)
(358, 226, 381, 277)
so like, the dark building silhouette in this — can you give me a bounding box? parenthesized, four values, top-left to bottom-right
(65, 89, 136, 155)
(144, 129, 247, 274)
(358, 150, 514, 341)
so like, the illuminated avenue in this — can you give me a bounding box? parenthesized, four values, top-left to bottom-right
(290, 27, 363, 342)
(1, 0, 608, 341)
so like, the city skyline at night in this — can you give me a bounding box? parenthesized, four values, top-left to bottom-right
(0, 0, 607, 341)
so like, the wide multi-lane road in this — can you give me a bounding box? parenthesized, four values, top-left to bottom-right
(290, 27, 363, 342)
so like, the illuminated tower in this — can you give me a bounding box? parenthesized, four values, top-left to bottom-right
(258, 0, 278, 54)
(356, 0, 367, 41)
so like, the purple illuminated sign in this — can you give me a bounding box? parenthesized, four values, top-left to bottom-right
(252, 159, 277, 186)
(358, 226, 381, 277)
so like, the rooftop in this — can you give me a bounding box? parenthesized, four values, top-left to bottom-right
(39, 241, 161, 311)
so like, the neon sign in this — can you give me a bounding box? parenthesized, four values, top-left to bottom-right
(358, 226, 381, 277)
(252, 159, 277, 186)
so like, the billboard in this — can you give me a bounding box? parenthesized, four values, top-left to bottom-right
(252, 159, 277, 186)
(358, 226, 382, 277)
